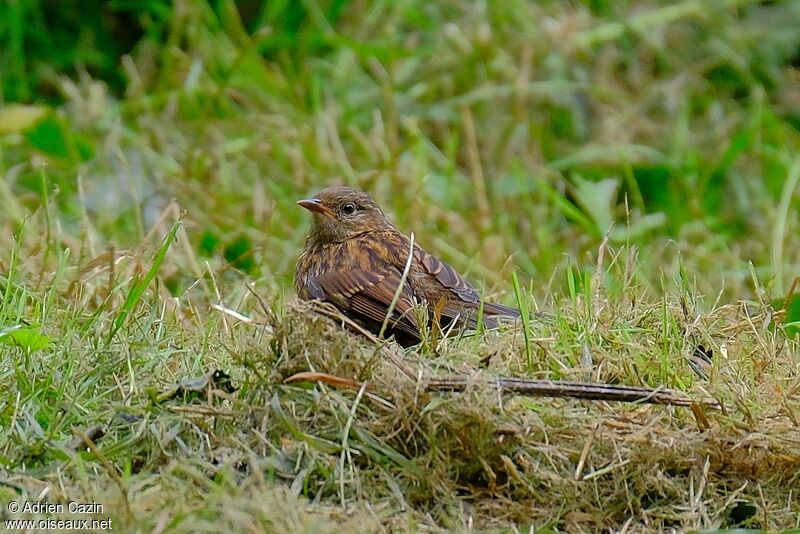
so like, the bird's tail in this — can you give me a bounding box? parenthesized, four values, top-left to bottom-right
(481, 302, 521, 319)
(464, 302, 521, 328)
(474, 301, 521, 329)
(439, 300, 520, 331)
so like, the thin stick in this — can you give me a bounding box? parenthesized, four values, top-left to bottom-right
(287, 369, 719, 409)
(427, 376, 720, 408)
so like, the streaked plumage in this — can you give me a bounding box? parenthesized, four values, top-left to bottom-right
(294, 186, 519, 346)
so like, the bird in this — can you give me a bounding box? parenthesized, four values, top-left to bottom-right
(294, 186, 520, 346)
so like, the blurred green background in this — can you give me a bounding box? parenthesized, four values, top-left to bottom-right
(1, 0, 799, 305)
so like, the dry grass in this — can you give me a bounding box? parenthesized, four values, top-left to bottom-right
(1, 211, 799, 532)
(246, 287, 799, 532)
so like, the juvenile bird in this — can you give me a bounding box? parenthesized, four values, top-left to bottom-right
(294, 186, 520, 346)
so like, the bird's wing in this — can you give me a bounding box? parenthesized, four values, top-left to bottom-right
(413, 247, 520, 324)
(309, 266, 421, 339)
(413, 247, 481, 304)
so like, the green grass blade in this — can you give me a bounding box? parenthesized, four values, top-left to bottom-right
(107, 219, 181, 343)
(512, 271, 533, 371)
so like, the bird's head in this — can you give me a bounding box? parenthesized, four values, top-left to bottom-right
(298, 186, 393, 244)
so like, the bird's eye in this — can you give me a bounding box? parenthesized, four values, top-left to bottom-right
(341, 203, 357, 216)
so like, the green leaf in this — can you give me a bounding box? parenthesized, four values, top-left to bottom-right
(0, 325, 53, 353)
(784, 294, 800, 337)
(24, 115, 94, 162)
(610, 212, 667, 242)
(571, 175, 619, 234)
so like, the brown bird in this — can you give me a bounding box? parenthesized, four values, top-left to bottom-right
(294, 186, 520, 346)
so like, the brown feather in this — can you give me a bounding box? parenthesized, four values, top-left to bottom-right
(295, 186, 520, 346)
(309, 266, 420, 339)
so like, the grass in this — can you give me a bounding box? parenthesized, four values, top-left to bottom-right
(1, 0, 800, 531)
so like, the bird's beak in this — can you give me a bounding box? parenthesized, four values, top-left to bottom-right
(297, 198, 333, 216)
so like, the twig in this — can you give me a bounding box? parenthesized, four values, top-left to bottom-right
(287, 369, 719, 409)
(426, 376, 721, 408)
